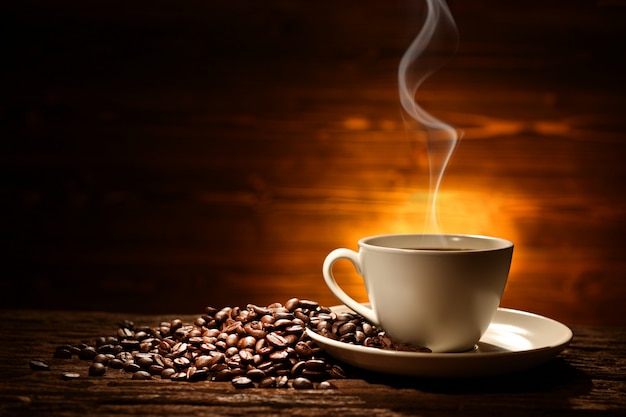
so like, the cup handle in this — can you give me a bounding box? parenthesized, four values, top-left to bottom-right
(322, 248, 379, 324)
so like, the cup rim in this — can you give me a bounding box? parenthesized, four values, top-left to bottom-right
(358, 233, 514, 253)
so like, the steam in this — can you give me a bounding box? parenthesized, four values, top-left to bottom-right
(399, 0, 461, 233)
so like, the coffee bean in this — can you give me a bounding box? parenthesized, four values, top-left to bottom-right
(93, 354, 109, 366)
(247, 304, 271, 316)
(258, 376, 276, 388)
(274, 319, 292, 330)
(318, 381, 337, 389)
(120, 339, 140, 351)
(283, 334, 299, 346)
(29, 359, 50, 371)
(275, 375, 290, 388)
(132, 370, 152, 380)
(118, 320, 134, 330)
(284, 298, 300, 312)
(214, 368, 234, 382)
(294, 310, 309, 323)
(109, 358, 125, 369)
(139, 340, 152, 353)
(267, 302, 283, 311)
(124, 362, 141, 373)
(78, 347, 97, 360)
(328, 364, 347, 379)
(302, 369, 326, 382)
(195, 355, 215, 368)
(54, 348, 73, 359)
(149, 364, 165, 375)
(172, 341, 188, 355)
(226, 334, 241, 348)
(266, 332, 288, 348)
(294, 341, 313, 358)
(117, 327, 134, 339)
(238, 335, 257, 350)
(232, 376, 255, 389)
(173, 357, 190, 369)
(300, 300, 320, 310)
(187, 367, 209, 382)
(96, 344, 117, 355)
(338, 322, 357, 336)
(88, 362, 106, 376)
(62, 372, 81, 380)
(269, 350, 290, 362)
(230, 306, 242, 320)
(292, 377, 314, 390)
(285, 324, 304, 334)
(225, 346, 239, 358)
(246, 368, 267, 382)
(274, 312, 294, 321)
(290, 360, 306, 377)
(136, 356, 154, 369)
(239, 349, 254, 364)
(304, 359, 326, 373)
(161, 367, 176, 379)
(171, 371, 188, 381)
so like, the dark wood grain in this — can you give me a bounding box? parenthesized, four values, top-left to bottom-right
(1, 0, 625, 325)
(0, 309, 624, 416)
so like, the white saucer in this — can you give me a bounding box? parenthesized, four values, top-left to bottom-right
(306, 306, 573, 378)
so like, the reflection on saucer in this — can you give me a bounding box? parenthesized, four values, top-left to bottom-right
(479, 322, 534, 351)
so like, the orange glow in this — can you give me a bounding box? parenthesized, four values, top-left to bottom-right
(341, 188, 522, 247)
(329, 186, 526, 306)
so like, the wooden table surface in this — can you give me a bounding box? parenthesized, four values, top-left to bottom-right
(1, 309, 624, 416)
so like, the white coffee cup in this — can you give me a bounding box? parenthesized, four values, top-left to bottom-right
(322, 233, 514, 353)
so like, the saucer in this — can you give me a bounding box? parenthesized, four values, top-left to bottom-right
(306, 306, 573, 378)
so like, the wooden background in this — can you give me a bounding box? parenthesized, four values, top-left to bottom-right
(1, 0, 625, 325)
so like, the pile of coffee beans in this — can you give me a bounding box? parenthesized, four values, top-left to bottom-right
(44, 298, 349, 389)
(33, 298, 430, 389)
(309, 309, 431, 353)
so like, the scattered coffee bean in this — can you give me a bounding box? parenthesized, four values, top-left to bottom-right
(318, 381, 337, 389)
(108, 358, 125, 369)
(29, 359, 50, 371)
(258, 376, 276, 388)
(135, 356, 154, 369)
(161, 367, 176, 379)
(92, 354, 110, 366)
(275, 375, 290, 388)
(131, 370, 152, 380)
(78, 346, 98, 360)
(292, 377, 314, 390)
(232, 376, 255, 389)
(53, 348, 73, 359)
(61, 372, 81, 380)
(246, 368, 267, 382)
(124, 362, 142, 373)
(88, 362, 106, 376)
